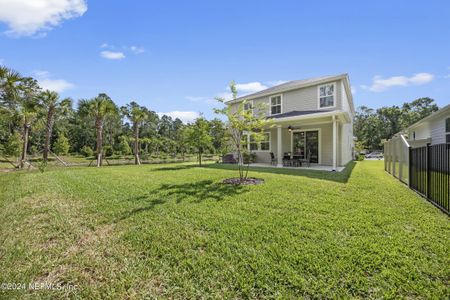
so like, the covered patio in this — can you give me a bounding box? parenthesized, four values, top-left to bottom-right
(249, 162, 346, 172)
(248, 110, 353, 171)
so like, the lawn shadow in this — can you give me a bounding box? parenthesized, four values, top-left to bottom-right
(116, 179, 248, 222)
(151, 164, 199, 172)
(205, 161, 356, 183)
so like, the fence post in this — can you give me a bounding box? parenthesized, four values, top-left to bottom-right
(426, 144, 431, 199)
(408, 146, 412, 187)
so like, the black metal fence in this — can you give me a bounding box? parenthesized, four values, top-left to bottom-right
(409, 144, 449, 214)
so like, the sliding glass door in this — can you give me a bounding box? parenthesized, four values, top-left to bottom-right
(292, 130, 319, 163)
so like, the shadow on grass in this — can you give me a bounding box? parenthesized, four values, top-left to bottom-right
(117, 179, 248, 221)
(151, 164, 199, 172)
(205, 161, 356, 183)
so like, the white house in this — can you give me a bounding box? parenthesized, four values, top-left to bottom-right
(404, 104, 450, 148)
(226, 74, 355, 171)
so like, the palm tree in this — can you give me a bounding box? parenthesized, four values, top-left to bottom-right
(39, 90, 72, 162)
(0, 67, 41, 168)
(121, 102, 147, 165)
(79, 94, 117, 167)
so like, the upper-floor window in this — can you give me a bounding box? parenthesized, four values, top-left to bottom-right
(446, 118, 450, 143)
(243, 101, 253, 114)
(318, 83, 335, 108)
(270, 95, 282, 115)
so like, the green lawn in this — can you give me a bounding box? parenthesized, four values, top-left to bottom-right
(0, 161, 448, 298)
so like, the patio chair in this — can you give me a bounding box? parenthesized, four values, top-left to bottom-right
(299, 150, 311, 167)
(292, 154, 302, 167)
(270, 152, 277, 165)
(283, 153, 292, 167)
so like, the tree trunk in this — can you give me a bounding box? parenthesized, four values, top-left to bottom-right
(134, 123, 141, 165)
(20, 123, 29, 168)
(43, 108, 55, 162)
(198, 149, 202, 166)
(95, 118, 103, 167)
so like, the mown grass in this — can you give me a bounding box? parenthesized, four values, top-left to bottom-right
(0, 161, 448, 299)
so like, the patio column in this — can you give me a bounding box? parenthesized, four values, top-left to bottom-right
(332, 115, 337, 171)
(277, 125, 283, 167)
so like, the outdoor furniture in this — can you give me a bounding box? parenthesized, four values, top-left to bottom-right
(270, 152, 277, 165)
(292, 154, 302, 167)
(222, 154, 237, 164)
(283, 152, 292, 167)
(299, 150, 311, 167)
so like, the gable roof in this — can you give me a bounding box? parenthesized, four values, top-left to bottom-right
(406, 104, 450, 131)
(225, 73, 355, 113)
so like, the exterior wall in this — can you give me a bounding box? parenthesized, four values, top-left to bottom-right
(430, 116, 447, 144)
(230, 79, 344, 117)
(407, 115, 448, 145)
(340, 122, 354, 165)
(252, 123, 335, 165)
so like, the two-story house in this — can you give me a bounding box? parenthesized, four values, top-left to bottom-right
(226, 74, 355, 171)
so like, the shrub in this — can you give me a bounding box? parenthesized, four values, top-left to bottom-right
(81, 145, 94, 157)
(243, 152, 257, 164)
(357, 154, 365, 161)
(54, 133, 70, 155)
(4, 132, 22, 158)
(104, 145, 114, 157)
(118, 136, 131, 155)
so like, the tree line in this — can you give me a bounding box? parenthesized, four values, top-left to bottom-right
(0, 65, 227, 168)
(354, 97, 439, 151)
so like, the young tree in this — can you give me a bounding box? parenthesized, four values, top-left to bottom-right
(38, 90, 72, 162)
(215, 81, 272, 181)
(54, 132, 70, 155)
(79, 93, 118, 167)
(118, 135, 132, 155)
(186, 117, 212, 166)
(121, 101, 147, 165)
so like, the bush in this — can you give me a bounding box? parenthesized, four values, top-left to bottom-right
(243, 152, 257, 164)
(54, 133, 70, 155)
(104, 145, 114, 157)
(357, 154, 365, 161)
(4, 132, 22, 158)
(118, 136, 131, 155)
(81, 145, 94, 157)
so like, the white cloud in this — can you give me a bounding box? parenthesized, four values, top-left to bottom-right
(100, 51, 125, 60)
(185, 96, 206, 102)
(130, 46, 145, 54)
(363, 73, 435, 92)
(0, 0, 87, 37)
(444, 74, 450, 79)
(0, 58, 4, 65)
(351, 86, 356, 95)
(157, 111, 200, 123)
(234, 82, 268, 95)
(33, 70, 74, 92)
(266, 80, 288, 86)
(100, 43, 109, 48)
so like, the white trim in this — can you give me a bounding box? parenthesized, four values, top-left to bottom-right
(243, 99, 254, 115)
(269, 94, 283, 116)
(290, 128, 322, 164)
(244, 131, 271, 152)
(317, 82, 336, 110)
(271, 110, 351, 124)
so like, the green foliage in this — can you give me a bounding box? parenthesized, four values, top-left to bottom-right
(103, 145, 114, 157)
(185, 117, 213, 166)
(215, 80, 273, 180)
(354, 98, 439, 150)
(54, 133, 70, 155)
(0, 161, 448, 298)
(242, 152, 256, 164)
(4, 131, 22, 157)
(118, 136, 131, 155)
(81, 145, 94, 157)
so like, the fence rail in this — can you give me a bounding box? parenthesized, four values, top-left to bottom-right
(410, 144, 450, 214)
(385, 136, 449, 215)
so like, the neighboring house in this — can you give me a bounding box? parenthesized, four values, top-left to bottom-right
(404, 104, 450, 148)
(226, 74, 355, 170)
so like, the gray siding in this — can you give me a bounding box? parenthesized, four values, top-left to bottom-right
(231, 79, 343, 116)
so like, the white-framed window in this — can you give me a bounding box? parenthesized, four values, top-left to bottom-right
(245, 132, 271, 152)
(243, 100, 253, 114)
(446, 118, 450, 143)
(270, 95, 282, 115)
(318, 83, 335, 109)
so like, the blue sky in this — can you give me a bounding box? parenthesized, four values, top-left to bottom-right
(0, 0, 449, 122)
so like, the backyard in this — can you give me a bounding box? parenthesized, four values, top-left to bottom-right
(0, 160, 448, 298)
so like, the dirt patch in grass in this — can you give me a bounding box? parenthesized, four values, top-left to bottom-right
(223, 177, 264, 185)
